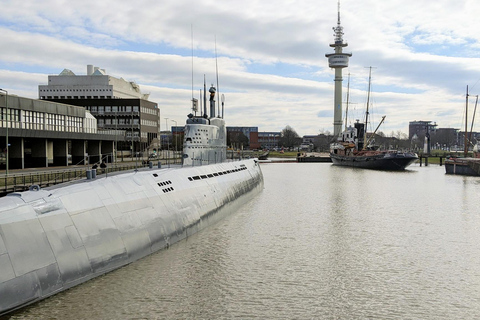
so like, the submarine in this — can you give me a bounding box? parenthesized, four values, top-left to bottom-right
(0, 84, 264, 316)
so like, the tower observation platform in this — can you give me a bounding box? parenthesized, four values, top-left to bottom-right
(325, 0, 352, 137)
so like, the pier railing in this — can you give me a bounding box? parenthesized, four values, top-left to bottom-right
(0, 150, 258, 197)
(0, 160, 182, 197)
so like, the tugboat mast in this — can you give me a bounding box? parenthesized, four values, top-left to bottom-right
(325, 0, 352, 138)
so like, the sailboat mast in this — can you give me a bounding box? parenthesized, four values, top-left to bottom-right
(465, 85, 469, 157)
(469, 95, 478, 148)
(364, 67, 372, 148)
(345, 72, 350, 130)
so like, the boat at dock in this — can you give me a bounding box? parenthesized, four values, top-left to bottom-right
(258, 151, 269, 160)
(445, 86, 480, 176)
(445, 142, 480, 176)
(330, 68, 418, 171)
(0, 82, 264, 316)
(330, 125, 418, 170)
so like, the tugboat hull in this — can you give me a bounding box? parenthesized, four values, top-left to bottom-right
(330, 153, 418, 171)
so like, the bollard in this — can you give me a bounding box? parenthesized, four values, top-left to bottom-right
(86, 170, 92, 180)
(92, 169, 97, 178)
(148, 161, 153, 169)
(157, 161, 162, 168)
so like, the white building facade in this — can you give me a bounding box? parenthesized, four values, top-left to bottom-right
(39, 65, 150, 100)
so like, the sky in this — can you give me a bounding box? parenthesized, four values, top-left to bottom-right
(1, 0, 480, 137)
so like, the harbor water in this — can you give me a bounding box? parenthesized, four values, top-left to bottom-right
(5, 163, 480, 319)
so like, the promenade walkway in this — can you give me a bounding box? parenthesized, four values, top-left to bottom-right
(0, 157, 181, 197)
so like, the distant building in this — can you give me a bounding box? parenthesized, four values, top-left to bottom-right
(258, 132, 281, 150)
(0, 93, 119, 169)
(431, 128, 458, 150)
(456, 131, 480, 151)
(409, 120, 437, 142)
(227, 126, 259, 149)
(302, 135, 316, 144)
(300, 135, 316, 151)
(48, 98, 159, 153)
(39, 65, 149, 100)
(40, 65, 160, 153)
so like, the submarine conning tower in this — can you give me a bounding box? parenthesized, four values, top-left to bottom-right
(209, 85, 216, 118)
(325, 0, 352, 138)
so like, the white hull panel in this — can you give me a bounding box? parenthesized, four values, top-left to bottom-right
(0, 159, 263, 315)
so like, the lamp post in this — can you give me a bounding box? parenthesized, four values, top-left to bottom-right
(0, 89, 8, 175)
(114, 106, 117, 164)
(164, 118, 169, 161)
(171, 120, 177, 163)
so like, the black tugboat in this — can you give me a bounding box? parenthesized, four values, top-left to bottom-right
(330, 121, 418, 170)
(330, 68, 418, 171)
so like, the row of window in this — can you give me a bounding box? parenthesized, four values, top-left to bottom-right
(185, 146, 224, 149)
(41, 96, 112, 99)
(40, 88, 112, 92)
(99, 118, 139, 125)
(141, 119, 157, 127)
(187, 165, 247, 181)
(141, 107, 158, 115)
(0, 107, 86, 132)
(88, 106, 139, 112)
(125, 132, 140, 138)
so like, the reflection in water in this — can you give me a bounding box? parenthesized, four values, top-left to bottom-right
(6, 164, 480, 319)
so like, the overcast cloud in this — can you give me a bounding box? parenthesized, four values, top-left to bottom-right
(1, 0, 480, 136)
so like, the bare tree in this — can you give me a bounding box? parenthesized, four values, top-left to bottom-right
(279, 125, 300, 148)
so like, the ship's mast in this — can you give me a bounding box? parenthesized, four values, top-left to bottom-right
(325, 0, 352, 138)
(364, 67, 372, 148)
(345, 72, 350, 130)
(465, 85, 469, 157)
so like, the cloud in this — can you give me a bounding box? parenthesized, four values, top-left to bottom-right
(1, 0, 480, 136)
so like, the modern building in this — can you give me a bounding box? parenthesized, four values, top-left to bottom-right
(0, 93, 120, 169)
(258, 132, 281, 150)
(227, 127, 258, 139)
(40, 65, 160, 154)
(456, 131, 480, 151)
(409, 120, 437, 141)
(49, 98, 159, 154)
(430, 128, 458, 150)
(227, 126, 259, 149)
(39, 65, 149, 100)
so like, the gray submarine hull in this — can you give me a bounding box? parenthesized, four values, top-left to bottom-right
(0, 159, 263, 315)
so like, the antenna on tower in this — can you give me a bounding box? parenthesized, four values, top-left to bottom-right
(191, 25, 198, 116)
(337, 0, 341, 25)
(333, 0, 345, 44)
(215, 35, 220, 117)
(203, 75, 207, 117)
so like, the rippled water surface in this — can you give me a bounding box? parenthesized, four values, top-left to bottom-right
(6, 163, 480, 319)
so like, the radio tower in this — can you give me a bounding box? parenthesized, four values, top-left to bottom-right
(325, 0, 352, 138)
